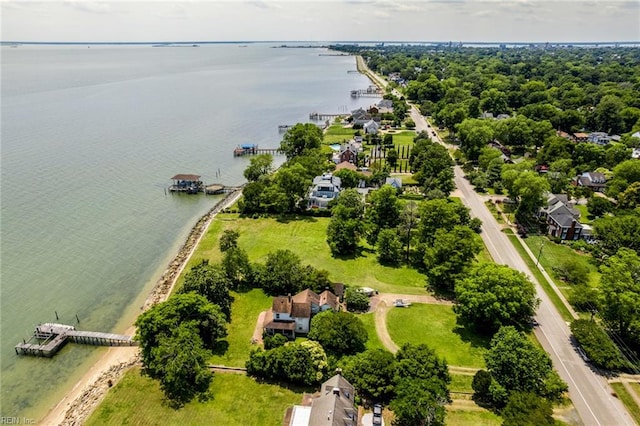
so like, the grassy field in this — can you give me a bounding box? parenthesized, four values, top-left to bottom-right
(323, 124, 357, 144)
(86, 368, 303, 426)
(573, 204, 593, 224)
(386, 303, 489, 368)
(210, 289, 272, 367)
(445, 408, 501, 426)
(523, 235, 600, 288)
(450, 374, 474, 393)
(504, 230, 574, 322)
(185, 214, 429, 294)
(357, 311, 385, 351)
(611, 382, 640, 425)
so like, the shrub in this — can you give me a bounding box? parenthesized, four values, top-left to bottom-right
(570, 319, 628, 371)
(552, 258, 590, 285)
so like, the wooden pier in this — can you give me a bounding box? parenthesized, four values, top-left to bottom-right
(309, 112, 344, 121)
(15, 323, 136, 358)
(350, 86, 383, 97)
(233, 144, 282, 157)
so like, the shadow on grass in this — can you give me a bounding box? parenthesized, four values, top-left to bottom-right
(330, 246, 376, 260)
(211, 340, 230, 356)
(248, 376, 318, 394)
(452, 319, 492, 351)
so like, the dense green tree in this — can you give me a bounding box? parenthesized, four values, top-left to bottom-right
(280, 123, 323, 159)
(552, 258, 589, 285)
(501, 392, 554, 426)
(594, 95, 625, 134)
(592, 213, 640, 256)
(327, 189, 365, 256)
(246, 340, 328, 386)
(274, 163, 310, 212)
(392, 343, 451, 425)
(478, 147, 502, 171)
(456, 118, 495, 161)
(344, 287, 370, 312)
(454, 263, 539, 333)
(386, 148, 399, 168)
(179, 260, 233, 320)
(599, 248, 640, 348)
(219, 229, 240, 252)
(608, 159, 640, 198)
(508, 170, 550, 217)
(342, 349, 396, 404)
(221, 247, 253, 290)
(424, 225, 483, 292)
(152, 323, 214, 406)
(333, 168, 361, 189)
(135, 293, 228, 404)
(308, 310, 368, 356)
(391, 380, 448, 426)
(258, 249, 303, 296)
(574, 143, 606, 172)
(365, 184, 402, 244)
(618, 182, 640, 210)
(604, 144, 632, 169)
(243, 154, 273, 182)
(376, 228, 403, 266)
(416, 198, 472, 244)
(410, 136, 455, 195)
(485, 326, 567, 403)
(480, 88, 508, 115)
(570, 319, 627, 371)
(587, 196, 613, 218)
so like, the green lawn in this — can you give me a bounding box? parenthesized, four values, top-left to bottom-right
(186, 214, 428, 294)
(86, 368, 303, 426)
(210, 289, 272, 367)
(450, 374, 474, 393)
(504, 230, 574, 322)
(387, 303, 489, 368)
(357, 311, 385, 351)
(323, 124, 357, 144)
(574, 204, 593, 224)
(611, 382, 640, 425)
(523, 235, 600, 288)
(446, 408, 502, 426)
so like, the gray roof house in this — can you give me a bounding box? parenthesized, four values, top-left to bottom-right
(351, 108, 372, 126)
(588, 132, 611, 145)
(309, 173, 342, 209)
(363, 120, 379, 135)
(287, 371, 357, 426)
(385, 177, 402, 189)
(538, 193, 583, 240)
(577, 172, 607, 193)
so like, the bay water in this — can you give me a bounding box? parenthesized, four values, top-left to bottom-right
(0, 43, 376, 420)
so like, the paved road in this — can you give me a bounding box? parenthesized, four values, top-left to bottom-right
(408, 106, 634, 426)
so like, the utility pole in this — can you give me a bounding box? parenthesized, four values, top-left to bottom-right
(536, 240, 545, 266)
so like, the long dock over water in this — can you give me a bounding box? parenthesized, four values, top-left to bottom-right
(15, 323, 137, 357)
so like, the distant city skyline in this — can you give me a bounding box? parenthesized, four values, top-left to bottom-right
(2, 1, 639, 43)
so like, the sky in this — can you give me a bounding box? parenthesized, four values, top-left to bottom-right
(1, 0, 639, 43)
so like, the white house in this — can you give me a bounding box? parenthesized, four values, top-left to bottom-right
(308, 173, 342, 209)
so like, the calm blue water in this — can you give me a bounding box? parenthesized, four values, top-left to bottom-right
(0, 44, 376, 419)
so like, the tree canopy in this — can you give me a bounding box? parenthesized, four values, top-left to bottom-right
(454, 263, 539, 334)
(308, 310, 368, 356)
(280, 123, 323, 159)
(179, 260, 233, 320)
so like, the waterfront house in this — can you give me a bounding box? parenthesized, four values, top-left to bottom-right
(309, 173, 342, 209)
(363, 120, 379, 135)
(351, 108, 371, 126)
(377, 99, 394, 114)
(263, 289, 339, 338)
(286, 371, 358, 426)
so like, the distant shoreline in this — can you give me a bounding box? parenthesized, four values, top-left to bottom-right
(2, 41, 639, 47)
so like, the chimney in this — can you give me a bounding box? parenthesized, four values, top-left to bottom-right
(288, 293, 291, 302)
(335, 367, 342, 376)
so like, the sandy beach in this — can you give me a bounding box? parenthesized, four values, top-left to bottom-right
(40, 189, 244, 426)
